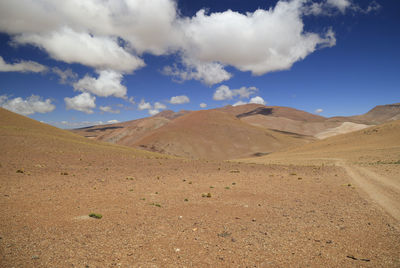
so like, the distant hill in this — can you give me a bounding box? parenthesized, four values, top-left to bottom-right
(0, 108, 164, 162)
(241, 119, 400, 165)
(72, 103, 400, 160)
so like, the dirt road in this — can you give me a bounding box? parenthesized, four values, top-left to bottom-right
(338, 161, 400, 222)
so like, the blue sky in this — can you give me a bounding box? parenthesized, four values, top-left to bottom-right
(0, 0, 399, 128)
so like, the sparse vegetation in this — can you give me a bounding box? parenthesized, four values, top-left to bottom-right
(230, 170, 240, 173)
(16, 169, 24, 173)
(184, 198, 189, 202)
(225, 186, 230, 190)
(60, 172, 68, 175)
(89, 213, 102, 219)
(150, 202, 162, 207)
(202, 193, 212, 198)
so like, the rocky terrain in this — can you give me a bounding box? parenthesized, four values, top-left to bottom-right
(1, 106, 400, 267)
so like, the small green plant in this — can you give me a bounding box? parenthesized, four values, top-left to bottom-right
(202, 193, 212, 198)
(155, 192, 159, 194)
(140, 198, 146, 201)
(225, 186, 230, 190)
(232, 182, 236, 185)
(16, 169, 24, 173)
(126, 177, 134, 180)
(60, 172, 68, 175)
(184, 198, 189, 202)
(290, 173, 297, 176)
(230, 170, 240, 173)
(129, 189, 134, 192)
(188, 181, 192, 184)
(150, 202, 162, 207)
(89, 213, 102, 219)
(210, 186, 214, 189)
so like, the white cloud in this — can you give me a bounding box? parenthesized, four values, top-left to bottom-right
(0, 56, 47, 73)
(148, 109, 161, 116)
(200, 103, 207, 108)
(163, 58, 232, 86)
(73, 69, 127, 98)
(213, 85, 258, 101)
(178, 1, 336, 76)
(0, 94, 55, 115)
(99, 106, 120, 114)
(1, 0, 374, 86)
(52, 67, 77, 84)
(64, 92, 96, 114)
(315, 108, 323, 114)
(154, 102, 167, 110)
(107, 119, 120, 124)
(14, 27, 145, 73)
(249, 96, 266, 105)
(307, 0, 380, 15)
(327, 0, 351, 13)
(232, 100, 247, 107)
(137, 100, 167, 115)
(128, 96, 135, 104)
(169, 95, 190, 104)
(138, 99, 152, 110)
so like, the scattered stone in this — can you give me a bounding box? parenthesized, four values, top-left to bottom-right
(60, 172, 68, 175)
(218, 231, 231, 238)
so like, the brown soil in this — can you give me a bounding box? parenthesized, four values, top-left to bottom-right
(1, 108, 400, 267)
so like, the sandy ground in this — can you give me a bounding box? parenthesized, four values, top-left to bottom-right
(1, 154, 400, 267)
(1, 110, 400, 267)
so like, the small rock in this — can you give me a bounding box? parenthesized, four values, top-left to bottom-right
(174, 248, 180, 252)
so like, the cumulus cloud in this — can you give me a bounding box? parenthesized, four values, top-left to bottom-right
(14, 27, 145, 73)
(249, 96, 266, 105)
(137, 99, 167, 115)
(169, 95, 190, 104)
(162, 58, 232, 86)
(178, 1, 336, 77)
(73, 70, 127, 98)
(213, 85, 258, 101)
(128, 96, 135, 104)
(233, 96, 266, 106)
(154, 102, 167, 110)
(315, 108, 323, 114)
(232, 100, 247, 107)
(0, 94, 55, 115)
(138, 99, 152, 111)
(99, 106, 120, 114)
(107, 119, 120, 124)
(200, 103, 207, 108)
(0, 56, 47, 73)
(64, 92, 96, 114)
(52, 67, 77, 84)
(0, 0, 375, 87)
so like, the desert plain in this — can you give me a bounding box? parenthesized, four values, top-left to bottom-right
(1, 104, 400, 267)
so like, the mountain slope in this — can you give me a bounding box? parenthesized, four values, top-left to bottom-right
(241, 119, 400, 165)
(133, 109, 313, 160)
(0, 107, 165, 163)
